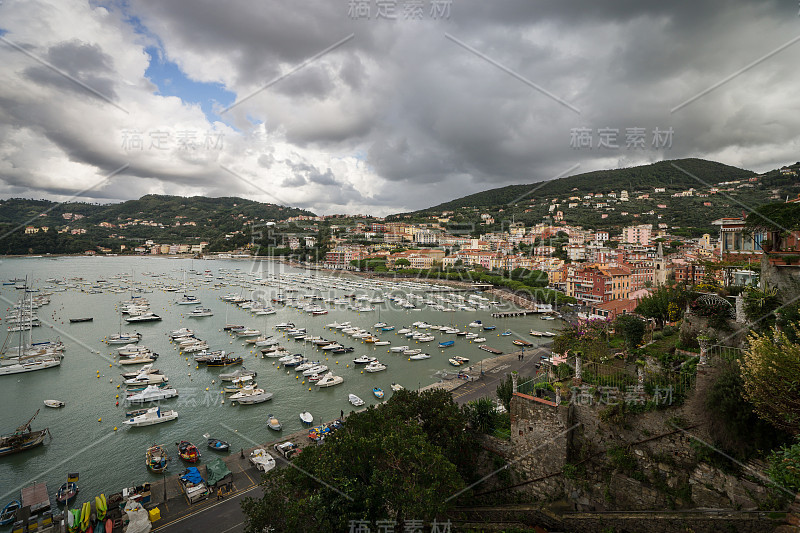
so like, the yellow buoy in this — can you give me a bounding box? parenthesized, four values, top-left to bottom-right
(113, 427, 118, 431)
(116, 384, 120, 389)
(361, 371, 363, 374)
(98, 418, 102, 422)
(408, 358, 411, 361)
(109, 364, 112, 367)
(309, 387, 312, 391)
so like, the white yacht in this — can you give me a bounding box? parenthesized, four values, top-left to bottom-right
(126, 385, 178, 403)
(123, 406, 178, 427)
(315, 372, 344, 388)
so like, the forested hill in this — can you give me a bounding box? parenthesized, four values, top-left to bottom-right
(0, 194, 317, 255)
(411, 159, 755, 213)
(0, 194, 315, 228)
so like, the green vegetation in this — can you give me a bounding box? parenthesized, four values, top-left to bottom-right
(767, 437, 800, 492)
(740, 326, 800, 436)
(414, 159, 754, 212)
(241, 389, 477, 533)
(635, 285, 693, 327)
(615, 315, 646, 350)
(0, 195, 315, 255)
(705, 358, 789, 460)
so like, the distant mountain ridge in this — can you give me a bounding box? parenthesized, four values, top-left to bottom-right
(0, 194, 316, 226)
(408, 159, 755, 214)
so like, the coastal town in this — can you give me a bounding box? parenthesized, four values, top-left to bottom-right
(5, 1, 800, 531)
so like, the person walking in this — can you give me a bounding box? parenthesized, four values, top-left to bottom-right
(340, 409, 344, 419)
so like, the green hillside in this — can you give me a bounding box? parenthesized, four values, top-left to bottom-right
(416, 159, 755, 213)
(0, 195, 316, 255)
(388, 159, 800, 238)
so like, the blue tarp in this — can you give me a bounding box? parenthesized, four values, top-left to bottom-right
(180, 467, 204, 484)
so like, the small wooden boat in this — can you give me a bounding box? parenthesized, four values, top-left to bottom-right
(449, 356, 469, 366)
(299, 412, 313, 425)
(176, 441, 201, 463)
(512, 339, 533, 347)
(44, 399, 65, 408)
(0, 500, 21, 526)
(349, 394, 364, 406)
(55, 481, 79, 505)
(373, 387, 384, 399)
(146, 444, 168, 472)
(69, 317, 93, 323)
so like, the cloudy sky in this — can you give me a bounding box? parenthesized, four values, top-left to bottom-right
(1, 0, 798, 216)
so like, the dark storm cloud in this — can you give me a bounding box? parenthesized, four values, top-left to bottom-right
(2, 0, 799, 214)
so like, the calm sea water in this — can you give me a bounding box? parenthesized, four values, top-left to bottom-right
(0, 256, 559, 509)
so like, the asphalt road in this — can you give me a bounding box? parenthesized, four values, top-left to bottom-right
(451, 345, 550, 405)
(153, 484, 262, 533)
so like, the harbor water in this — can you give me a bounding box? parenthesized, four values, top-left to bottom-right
(0, 256, 561, 508)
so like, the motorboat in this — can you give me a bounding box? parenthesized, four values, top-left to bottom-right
(282, 355, 304, 367)
(267, 415, 282, 431)
(529, 330, 544, 337)
(120, 364, 162, 379)
(124, 373, 169, 386)
(483, 325, 497, 331)
(219, 368, 257, 381)
(449, 356, 469, 366)
(126, 385, 178, 403)
(177, 440, 201, 463)
(249, 449, 276, 472)
(230, 388, 273, 404)
(222, 375, 256, 393)
(105, 332, 142, 345)
(187, 307, 213, 317)
(303, 364, 328, 376)
(146, 444, 169, 472)
(125, 312, 162, 323)
(390, 345, 409, 353)
(349, 394, 364, 406)
(390, 383, 404, 392)
(353, 355, 377, 365)
(169, 327, 194, 339)
(235, 329, 260, 338)
(122, 406, 178, 427)
(117, 344, 152, 356)
(438, 341, 455, 348)
(373, 388, 384, 399)
(364, 361, 387, 373)
(300, 412, 313, 425)
(206, 354, 243, 367)
(501, 330, 512, 336)
(205, 436, 230, 452)
(409, 353, 431, 360)
(315, 372, 344, 388)
(119, 354, 158, 365)
(403, 349, 421, 356)
(43, 399, 65, 408)
(176, 295, 201, 305)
